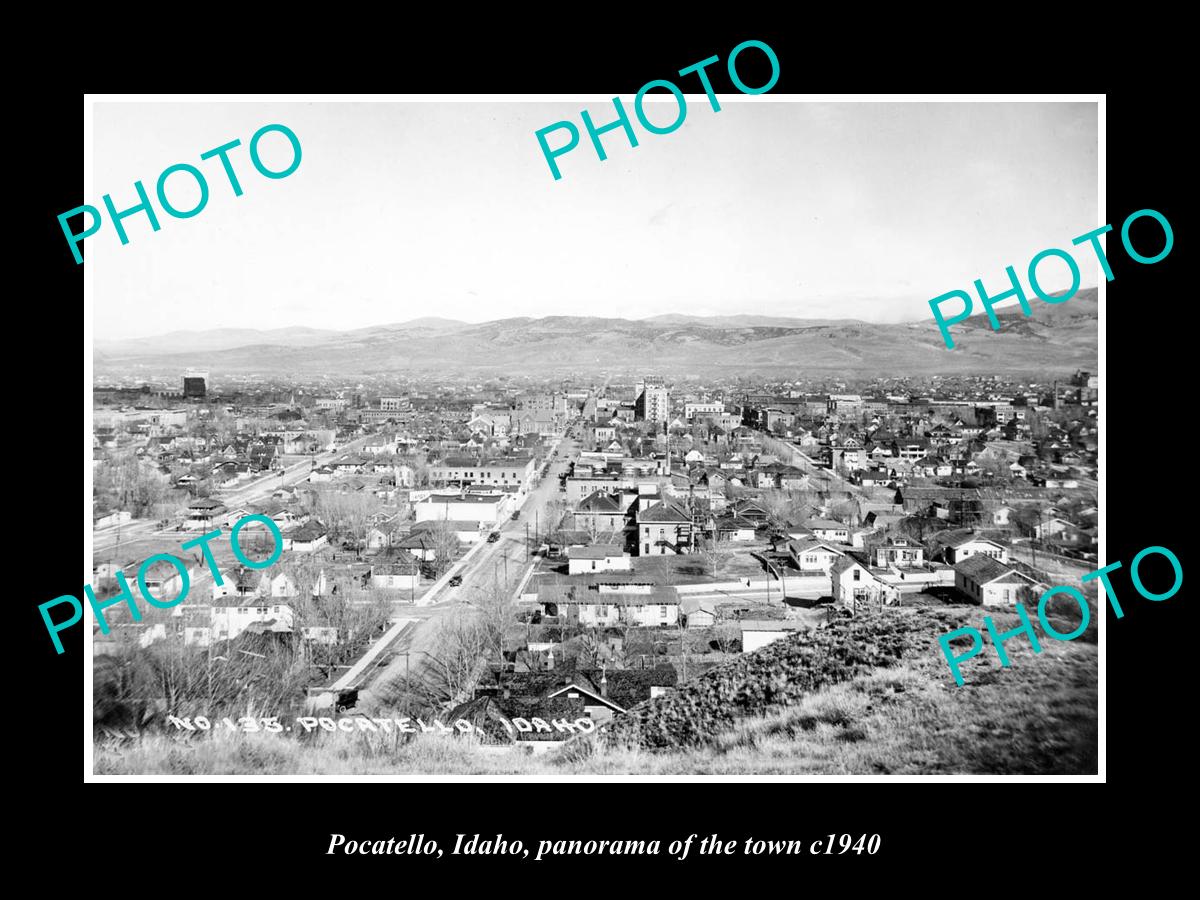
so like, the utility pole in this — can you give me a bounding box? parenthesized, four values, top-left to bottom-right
(678, 609, 687, 681)
(404, 651, 410, 716)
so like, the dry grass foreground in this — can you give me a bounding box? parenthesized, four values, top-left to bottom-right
(94, 606, 1097, 775)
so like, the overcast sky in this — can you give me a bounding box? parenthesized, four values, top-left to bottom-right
(92, 100, 1098, 340)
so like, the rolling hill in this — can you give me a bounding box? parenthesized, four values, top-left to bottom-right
(93, 290, 1097, 377)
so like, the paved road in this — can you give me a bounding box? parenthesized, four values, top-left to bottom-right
(93, 436, 372, 557)
(333, 618, 417, 692)
(217, 435, 373, 509)
(355, 435, 580, 712)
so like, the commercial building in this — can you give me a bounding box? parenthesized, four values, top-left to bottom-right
(430, 456, 535, 488)
(635, 379, 670, 425)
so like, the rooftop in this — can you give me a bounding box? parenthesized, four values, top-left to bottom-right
(565, 544, 627, 560)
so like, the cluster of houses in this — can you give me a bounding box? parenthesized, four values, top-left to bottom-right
(492, 374, 1097, 711)
(93, 372, 1097, 743)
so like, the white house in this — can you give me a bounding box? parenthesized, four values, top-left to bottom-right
(789, 539, 846, 574)
(544, 586, 679, 627)
(370, 559, 420, 592)
(872, 537, 925, 569)
(679, 596, 717, 629)
(284, 521, 329, 553)
(1034, 518, 1081, 540)
(943, 534, 1010, 565)
(715, 515, 758, 542)
(830, 555, 898, 611)
(806, 518, 849, 543)
(210, 599, 295, 642)
(566, 544, 632, 575)
(954, 555, 1040, 606)
(366, 520, 403, 551)
(135, 559, 197, 605)
(259, 572, 300, 599)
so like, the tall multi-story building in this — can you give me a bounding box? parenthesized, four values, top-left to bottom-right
(635, 379, 669, 425)
(182, 370, 208, 399)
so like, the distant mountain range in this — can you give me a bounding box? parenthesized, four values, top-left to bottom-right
(94, 291, 1098, 376)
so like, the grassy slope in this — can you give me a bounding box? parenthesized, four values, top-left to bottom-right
(94, 605, 1097, 775)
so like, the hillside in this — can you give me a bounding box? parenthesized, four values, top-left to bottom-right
(92, 291, 1097, 377)
(584, 603, 1096, 774)
(93, 603, 1096, 775)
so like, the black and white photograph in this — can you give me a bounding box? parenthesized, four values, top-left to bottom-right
(84, 96, 1102, 778)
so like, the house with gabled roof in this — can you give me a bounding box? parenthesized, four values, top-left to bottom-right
(991, 504, 1016, 526)
(572, 489, 635, 533)
(872, 536, 925, 569)
(185, 497, 226, 531)
(210, 594, 295, 643)
(365, 518, 404, 551)
(954, 555, 1041, 606)
(714, 513, 758, 542)
(830, 552, 898, 611)
(728, 498, 771, 523)
(537, 583, 679, 626)
(788, 538, 846, 573)
(806, 517, 849, 543)
(679, 596, 717, 628)
(284, 520, 329, 553)
(938, 532, 1010, 565)
(636, 499, 694, 555)
(545, 667, 678, 724)
(370, 555, 421, 592)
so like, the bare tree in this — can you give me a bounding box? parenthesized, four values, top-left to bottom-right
(315, 490, 378, 547)
(576, 631, 602, 669)
(474, 577, 514, 680)
(425, 608, 491, 704)
(426, 519, 461, 576)
(585, 516, 605, 546)
(711, 622, 741, 654)
(699, 544, 725, 579)
(94, 452, 185, 519)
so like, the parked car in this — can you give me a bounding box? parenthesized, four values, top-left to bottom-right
(511, 511, 520, 521)
(448, 574, 463, 587)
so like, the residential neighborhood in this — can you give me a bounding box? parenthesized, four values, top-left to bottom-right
(92, 367, 1099, 746)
